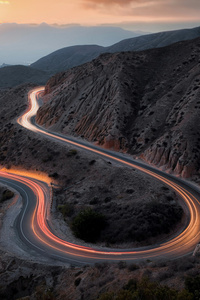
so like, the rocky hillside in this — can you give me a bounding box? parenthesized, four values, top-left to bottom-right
(32, 26, 200, 74)
(0, 84, 183, 248)
(36, 37, 200, 178)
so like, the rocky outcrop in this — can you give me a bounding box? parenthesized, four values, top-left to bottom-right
(36, 38, 200, 178)
(36, 52, 142, 150)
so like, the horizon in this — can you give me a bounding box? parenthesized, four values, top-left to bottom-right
(0, 22, 200, 66)
(0, 22, 200, 33)
(0, 0, 200, 65)
(0, 0, 200, 32)
(0, 21, 200, 37)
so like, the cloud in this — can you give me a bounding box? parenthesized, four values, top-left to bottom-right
(83, 0, 200, 6)
(81, 0, 170, 14)
(83, 0, 149, 3)
(82, 0, 200, 11)
(82, 0, 200, 21)
(0, 1, 9, 4)
(84, 0, 133, 4)
(82, 0, 161, 7)
(81, 0, 159, 15)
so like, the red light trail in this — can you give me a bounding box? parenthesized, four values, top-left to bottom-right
(0, 87, 200, 264)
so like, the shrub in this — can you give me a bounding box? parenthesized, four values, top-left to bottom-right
(118, 261, 127, 269)
(74, 277, 81, 287)
(128, 263, 139, 272)
(185, 275, 200, 299)
(98, 292, 114, 300)
(71, 208, 106, 242)
(49, 172, 59, 178)
(98, 277, 192, 300)
(58, 203, 74, 218)
(89, 159, 96, 165)
(124, 279, 137, 291)
(90, 197, 99, 205)
(0, 189, 14, 202)
(67, 149, 77, 156)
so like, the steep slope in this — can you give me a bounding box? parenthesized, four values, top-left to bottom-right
(36, 37, 200, 178)
(32, 26, 200, 74)
(0, 85, 182, 249)
(0, 65, 49, 88)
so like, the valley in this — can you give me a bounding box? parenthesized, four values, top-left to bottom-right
(0, 30, 200, 299)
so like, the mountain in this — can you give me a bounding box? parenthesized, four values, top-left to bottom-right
(36, 37, 200, 179)
(107, 26, 200, 52)
(32, 26, 200, 74)
(0, 63, 10, 68)
(0, 23, 143, 65)
(31, 45, 104, 74)
(0, 65, 49, 88)
(3, 26, 200, 88)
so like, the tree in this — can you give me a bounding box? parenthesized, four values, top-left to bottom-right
(71, 208, 106, 242)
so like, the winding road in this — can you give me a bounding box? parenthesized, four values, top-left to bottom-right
(0, 86, 200, 265)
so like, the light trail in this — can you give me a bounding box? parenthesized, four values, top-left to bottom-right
(1, 86, 200, 264)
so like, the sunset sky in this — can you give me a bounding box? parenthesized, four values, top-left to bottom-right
(0, 0, 200, 32)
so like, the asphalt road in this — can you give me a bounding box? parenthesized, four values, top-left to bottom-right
(1, 86, 200, 265)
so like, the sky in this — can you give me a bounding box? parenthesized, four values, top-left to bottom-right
(0, 0, 200, 32)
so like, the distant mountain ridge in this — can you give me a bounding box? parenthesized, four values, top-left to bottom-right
(0, 65, 48, 88)
(31, 45, 104, 74)
(107, 26, 200, 52)
(32, 26, 200, 74)
(1, 26, 200, 88)
(0, 23, 143, 65)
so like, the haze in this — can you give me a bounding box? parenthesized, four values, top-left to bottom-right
(0, 0, 199, 64)
(0, 0, 199, 31)
(0, 24, 146, 65)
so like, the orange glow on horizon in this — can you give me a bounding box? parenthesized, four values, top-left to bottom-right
(0, 0, 199, 27)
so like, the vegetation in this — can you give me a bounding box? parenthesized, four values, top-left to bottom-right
(48, 172, 59, 178)
(74, 277, 81, 287)
(100, 200, 183, 244)
(185, 275, 200, 300)
(58, 203, 74, 218)
(0, 189, 14, 203)
(71, 208, 106, 242)
(67, 149, 77, 156)
(97, 276, 195, 300)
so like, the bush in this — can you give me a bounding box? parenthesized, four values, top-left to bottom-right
(74, 277, 81, 287)
(0, 189, 14, 202)
(99, 197, 183, 245)
(128, 263, 139, 272)
(49, 172, 59, 178)
(98, 292, 114, 300)
(98, 277, 190, 300)
(71, 208, 106, 242)
(58, 203, 74, 218)
(118, 261, 127, 269)
(67, 149, 77, 156)
(90, 197, 99, 205)
(185, 275, 200, 299)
